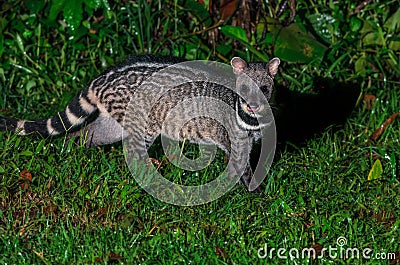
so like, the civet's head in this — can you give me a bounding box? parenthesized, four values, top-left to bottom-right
(231, 57, 280, 117)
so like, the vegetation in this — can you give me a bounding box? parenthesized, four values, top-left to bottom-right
(0, 0, 399, 264)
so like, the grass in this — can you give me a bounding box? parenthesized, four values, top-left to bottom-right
(1, 0, 399, 264)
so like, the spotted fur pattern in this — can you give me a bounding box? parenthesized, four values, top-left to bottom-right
(0, 55, 280, 189)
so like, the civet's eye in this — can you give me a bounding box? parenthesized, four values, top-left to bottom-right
(239, 85, 250, 94)
(259, 86, 269, 93)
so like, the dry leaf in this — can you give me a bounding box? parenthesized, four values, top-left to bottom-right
(304, 243, 323, 259)
(351, 0, 372, 15)
(44, 204, 58, 216)
(109, 252, 124, 261)
(94, 252, 124, 263)
(147, 158, 162, 167)
(97, 207, 108, 217)
(304, 221, 314, 229)
(219, 0, 238, 20)
(363, 94, 376, 110)
(215, 245, 228, 258)
(369, 112, 400, 141)
(0, 109, 12, 115)
(365, 153, 379, 160)
(18, 169, 33, 190)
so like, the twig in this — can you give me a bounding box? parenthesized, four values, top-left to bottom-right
(351, 0, 372, 15)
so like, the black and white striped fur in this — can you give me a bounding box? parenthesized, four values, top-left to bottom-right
(0, 55, 280, 189)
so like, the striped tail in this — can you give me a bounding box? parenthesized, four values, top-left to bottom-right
(0, 89, 98, 136)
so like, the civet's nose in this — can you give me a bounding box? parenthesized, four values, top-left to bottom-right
(245, 104, 260, 113)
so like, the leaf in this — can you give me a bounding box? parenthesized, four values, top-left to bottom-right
(369, 112, 400, 141)
(360, 19, 385, 46)
(350, 17, 363, 32)
(215, 44, 232, 56)
(383, 8, 400, 32)
(64, 0, 84, 31)
(215, 245, 228, 258)
(310, 244, 323, 258)
(44, 204, 58, 216)
(220, 25, 248, 43)
(307, 13, 341, 44)
(19, 150, 33, 156)
(19, 169, 33, 190)
(15, 34, 25, 53)
(147, 157, 163, 168)
(49, 0, 84, 31)
(363, 94, 376, 110)
(101, 0, 112, 19)
(363, 31, 385, 46)
(219, 0, 238, 20)
(368, 159, 383, 181)
(108, 252, 124, 261)
(26, 0, 46, 13)
(184, 0, 212, 27)
(388, 36, 400, 51)
(272, 23, 327, 63)
(355, 54, 367, 76)
(49, 0, 66, 22)
(83, 0, 103, 9)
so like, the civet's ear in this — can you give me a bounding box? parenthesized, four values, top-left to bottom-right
(267, 57, 280, 78)
(230, 57, 248, 73)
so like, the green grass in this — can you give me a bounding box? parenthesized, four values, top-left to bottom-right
(1, 0, 399, 264)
